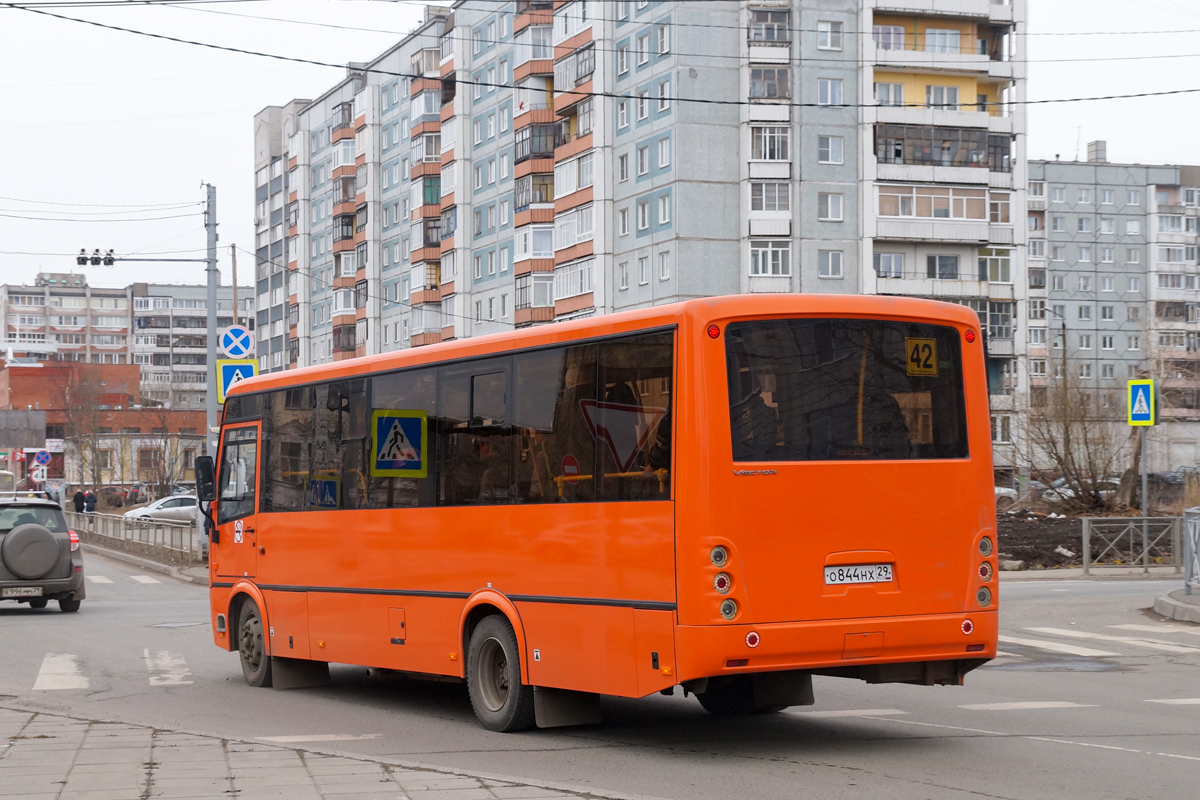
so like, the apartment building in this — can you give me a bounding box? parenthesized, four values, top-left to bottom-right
(1029, 145, 1200, 471)
(1, 272, 132, 364)
(255, 1, 1026, 454)
(0, 272, 252, 409)
(130, 283, 254, 408)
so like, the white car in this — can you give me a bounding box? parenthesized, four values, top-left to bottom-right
(994, 486, 1018, 510)
(123, 495, 199, 523)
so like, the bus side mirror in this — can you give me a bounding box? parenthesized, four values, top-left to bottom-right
(195, 456, 217, 502)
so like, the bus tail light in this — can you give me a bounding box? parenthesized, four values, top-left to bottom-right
(707, 324, 721, 339)
(745, 631, 760, 648)
(978, 562, 993, 581)
(714, 573, 731, 594)
(976, 587, 992, 607)
(69, 531, 79, 552)
(719, 599, 738, 620)
(965, 329, 977, 343)
(961, 619, 974, 635)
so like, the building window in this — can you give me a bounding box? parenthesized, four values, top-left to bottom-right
(637, 146, 649, 175)
(618, 208, 629, 236)
(1101, 189, 1114, 204)
(749, 9, 789, 43)
(618, 154, 629, 181)
(1102, 334, 1115, 349)
(926, 255, 959, 279)
(637, 91, 650, 119)
(618, 261, 629, 290)
(658, 80, 671, 111)
(658, 194, 671, 224)
(617, 45, 629, 75)
(638, 256, 649, 285)
(751, 182, 790, 211)
(818, 135, 843, 164)
(658, 137, 671, 167)
(751, 126, 790, 160)
(658, 24, 670, 54)
(817, 193, 843, 221)
(1128, 190, 1141, 205)
(637, 34, 650, 65)
(658, 251, 671, 280)
(817, 78, 843, 106)
(750, 241, 790, 276)
(637, 201, 649, 230)
(1079, 334, 1092, 350)
(818, 250, 843, 278)
(1078, 306, 1092, 321)
(925, 85, 959, 110)
(991, 415, 1011, 444)
(817, 20, 843, 50)
(875, 83, 903, 106)
(617, 100, 629, 128)
(1078, 217, 1092, 233)
(874, 252, 904, 278)
(979, 248, 1012, 283)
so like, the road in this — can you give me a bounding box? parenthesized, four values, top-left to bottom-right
(1, 550, 1197, 800)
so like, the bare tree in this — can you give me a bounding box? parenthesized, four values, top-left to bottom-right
(55, 365, 107, 491)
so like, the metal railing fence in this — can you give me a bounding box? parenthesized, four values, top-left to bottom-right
(1184, 507, 1200, 596)
(65, 511, 201, 569)
(1082, 517, 1182, 574)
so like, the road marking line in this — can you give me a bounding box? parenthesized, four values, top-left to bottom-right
(868, 717, 1008, 736)
(992, 650, 1020, 658)
(1145, 698, 1200, 705)
(787, 709, 907, 719)
(1026, 627, 1200, 654)
(257, 734, 383, 743)
(85, 576, 113, 584)
(131, 575, 160, 584)
(1026, 737, 1141, 753)
(1109, 624, 1200, 637)
(958, 701, 1097, 711)
(1158, 752, 1200, 761)
(32, 654, 88, 691)
(143, 649, 193, 686)
(997, 634, 1120, 657)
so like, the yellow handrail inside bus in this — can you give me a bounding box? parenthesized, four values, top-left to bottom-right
(552, 469, 669, 497)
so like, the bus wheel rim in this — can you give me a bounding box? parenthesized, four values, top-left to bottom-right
(241, 615, 262, 670)
(478, 637, 509, 712)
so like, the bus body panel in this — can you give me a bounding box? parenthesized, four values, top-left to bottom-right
(212, 294, 997, 703)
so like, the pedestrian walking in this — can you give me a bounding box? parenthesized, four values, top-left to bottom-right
(84, 490, 96, 513)
(73, 489, 85, 513)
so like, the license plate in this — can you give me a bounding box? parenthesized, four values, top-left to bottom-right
(824, 564, 893, 585)
(2, 587, 44, 598)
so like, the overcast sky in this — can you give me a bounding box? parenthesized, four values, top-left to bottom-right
(2, 0, 1198, 289)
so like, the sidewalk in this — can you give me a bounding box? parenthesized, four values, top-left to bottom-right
(1000, 565, 1182, 581)
(1154, 588, 1200, 623)
(0, 705, 657, 800)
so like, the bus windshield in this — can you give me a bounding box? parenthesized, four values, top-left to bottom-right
(725, 318, 969, 461)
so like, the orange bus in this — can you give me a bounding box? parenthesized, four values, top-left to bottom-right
(197, 294, 997, 731)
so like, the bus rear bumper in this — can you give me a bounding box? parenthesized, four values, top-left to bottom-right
(675, 610, 997, 685)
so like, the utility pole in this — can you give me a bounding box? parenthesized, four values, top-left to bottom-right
(230, 245, 239, 327)
(205, 184, 219, 458)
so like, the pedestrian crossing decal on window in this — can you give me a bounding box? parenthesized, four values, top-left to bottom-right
(370, 410, 427, 478)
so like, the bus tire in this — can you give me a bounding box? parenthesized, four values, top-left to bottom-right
(696, 677, 786, 716)
(467, 615, 535, 732)
(237, 599, 273, 688)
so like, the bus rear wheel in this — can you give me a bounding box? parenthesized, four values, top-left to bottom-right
(467, 615, 535, 732)
(696, 677, 786, 716)
(238, 599, 273, 688)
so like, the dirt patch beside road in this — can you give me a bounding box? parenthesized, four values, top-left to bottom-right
(997, 511, 1082, 569)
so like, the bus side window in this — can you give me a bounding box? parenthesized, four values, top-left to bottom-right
(512, 344, 597, 504)
(261, 388, 312, 512)
(596, 332, 673, 502)
(369, 367, 438, 508)
(438, 358, 513, 506)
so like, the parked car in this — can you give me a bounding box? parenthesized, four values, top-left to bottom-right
(0, 492, 85, 612)
(1042, 479, 1121, 504)
(96, 486, 125, 508)
(123, 495, 198, 523)
(994, 486, 1018, 510)
(125, 483, 151, 504)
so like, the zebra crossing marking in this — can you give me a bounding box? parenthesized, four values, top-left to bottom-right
(130, 575, 161, 584)
(32, 654, 88, 691)
(143, 649, 193, 686)
(997, 634, 1120, 658)
(1026, 627, 1200, 654)
(959, 701, 1096, 711)
(85, 575, 112, 584)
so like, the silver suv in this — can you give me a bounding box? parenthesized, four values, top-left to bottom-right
(0, 494, 86, 612)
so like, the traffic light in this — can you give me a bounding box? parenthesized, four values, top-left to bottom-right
(102, 250, 115, 266)
(76, 249, 87, 266)
(89, 249, 101, 266)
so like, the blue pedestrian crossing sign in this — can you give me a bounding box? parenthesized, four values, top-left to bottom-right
(217, 359, 258, 404)
(220, 325, 254, 358)
(307, 477, 340, 509)
(1127, 379, 1156, 426)
(370, 410, 427, 478)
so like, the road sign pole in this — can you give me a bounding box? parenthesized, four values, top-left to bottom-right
(205, 183, 219, 458)
(1142, 426, 1149, 570)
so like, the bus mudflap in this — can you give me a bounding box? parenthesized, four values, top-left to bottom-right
(533, 686, 601, 728)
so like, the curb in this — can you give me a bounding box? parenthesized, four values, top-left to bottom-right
(81, 543, 208, 586)
(1153, 590, 1200, 624)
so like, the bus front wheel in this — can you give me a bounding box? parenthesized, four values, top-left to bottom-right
(238, 599, 273, 688)
(467, 615, 535, 732)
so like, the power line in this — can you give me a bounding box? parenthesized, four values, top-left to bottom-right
(236, 246, 514, 329)
(0, 247, 206, 255)
(0, 195, 200, 208)
(168, 5, 1200, 67)
(0, 205, 202, 216)
(12, 3, 1200, 111)
(0, 211, 202, 222)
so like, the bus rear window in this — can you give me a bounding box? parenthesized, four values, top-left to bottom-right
(725, 319, 968, 461)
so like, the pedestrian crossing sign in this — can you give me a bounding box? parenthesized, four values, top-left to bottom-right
(306, 476, 340, 509)
(1127, 379, 1156, 426)
(217, 359, 258, 404)
(370, 410, 427, 478)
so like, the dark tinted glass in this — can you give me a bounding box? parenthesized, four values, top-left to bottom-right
(223, 394, 262, 422)
(261, 389, 312, 512)
(0, 506, 66, 533)
(438, 358, 513, 505)
(725, 319, 968, 461)
(370, 368, 438, 508)
(595, 332, 673, 501)
(217, 427, 257, 523)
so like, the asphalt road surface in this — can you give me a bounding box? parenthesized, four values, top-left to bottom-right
(2, 550, 1197, 800)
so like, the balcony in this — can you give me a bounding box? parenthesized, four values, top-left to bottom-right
(514, 124, 556, 163)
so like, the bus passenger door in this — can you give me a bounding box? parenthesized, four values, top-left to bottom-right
(214, 423, 260, 580)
